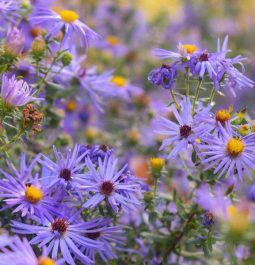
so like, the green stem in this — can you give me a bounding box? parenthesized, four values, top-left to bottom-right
(192, 79, 202, 114)
(209, 88, 216, 104)
(0, 129, 25, 152)
(185, 68, 190, 97)
(170, 89, 179, 109)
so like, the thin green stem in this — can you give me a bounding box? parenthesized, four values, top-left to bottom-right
(170, 89, 179, 109)
(0, 129, 25, 152)
(209, 88, 216, 104)
(185, 68, 190, 97)
(192, 79, 202, 114)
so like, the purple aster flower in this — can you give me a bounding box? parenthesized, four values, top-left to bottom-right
(80, 218, 125, 262)
(82, 156, 142, 213)
(195, 105, 238, 136)
(79, 144, 113, 165)
(0, 74, 42, 107)
(208, 36, 253, 94)
(52, 54, 115, 111)
(196, 183, 231, 219)
(152, 42, 198, 60)
(5, 27, 25, 56)
(199, 122, 255, 180)
(0, 236, 64, 265)
(148, 64, 177, 89)
(0, 167, 56, 220)
(190, 51, 217, 79)
(0, 0, 21, 21)
(11, 212, 103, 265)
(29, 8, 99, 51)
(38, 144, 87, 191)
(157, 97, 207, 159)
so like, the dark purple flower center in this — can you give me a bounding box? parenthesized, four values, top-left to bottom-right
(99, 144, 108, 152)
(100, 181, 114, 196)
(199, 53, 209, 62)
(179, 125, 192, 138)
(51, 218, 69, 233)
(59, 168, 72, 181)
(86, 231, 101, 239)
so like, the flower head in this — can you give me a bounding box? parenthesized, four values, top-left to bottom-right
(0, 165, 56, 219)
(82, 156, 142, 213)
(148, 64, 177, 89)
(157, 97, 207, 158)
(0, 236, 63, 265)
(30, 8, 99, 51)
(199, 122, 255, 180)
(0, 74, 42, 107)
(80, 218, 124, 262)
(12, 212, 103, 265)
(38, 145, 87, 191)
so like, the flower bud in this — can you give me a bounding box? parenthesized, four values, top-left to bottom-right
(5, 27, 25, 57)
(61, 52, 73, 66)
(150, 157, 165, 174)
(31, 36, 46, 58)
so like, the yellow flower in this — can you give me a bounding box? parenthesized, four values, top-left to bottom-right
(150, 157, 165, 172)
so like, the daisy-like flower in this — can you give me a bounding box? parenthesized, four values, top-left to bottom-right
(0, 168, 56, 220)
(199, 122, 255, 180)
(0, 74, 42, 107)
(82, 155, 142, 213)
(52, 53, 115, 111)
(108, 75, 143, 101)
(29, 8, 99, 51)
(195, 105, 238, 136)
(11, 213, 103, 265)
(80, 218, 124, 262)
(157, 97, 207, 159)
(148, 64, 177, 90)
(0, 236, 63, 265)
(38, 145, 87, 191)
(196, 184, 251, 233)
(212, 36, 254, 95)
(152, 43, 198, 60)
(79, 144, 113, 165)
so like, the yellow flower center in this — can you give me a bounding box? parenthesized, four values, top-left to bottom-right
(59, 10, 79, 23)
(38, 257, 56, 265)
(226, 138, 244, 157)
(111, 76, 127, 87)
(106, 35, 120, 46)
(150, 158, 165, 172)
(182, 44, 198, 54)
(25, 185, 43, 204)
(215, 109, 231, 123)
(65, 100, 77, 113)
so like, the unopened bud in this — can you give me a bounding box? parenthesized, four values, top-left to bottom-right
(31, 36, 46, 58)
(61, 52, 72, 66)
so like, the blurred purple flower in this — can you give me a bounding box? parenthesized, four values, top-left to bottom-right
(0, 74, 42, 107)
(30, 8, 99, 51)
